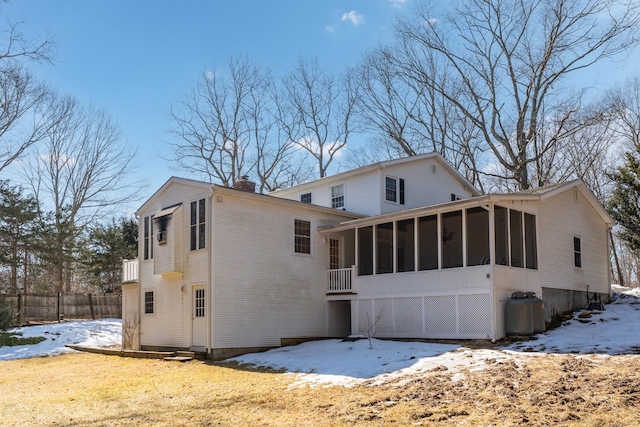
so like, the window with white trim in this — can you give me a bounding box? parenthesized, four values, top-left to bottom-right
(300, 192, 312, 204)
(574, 237, 582, 268)
(331, 184, 344, 209)
(144, 291, 154, 314)
(294, 219, 311, 254)
(385, 176, 405, 204)
(190, 198, 206, 251)
(143, 215, 153, 260)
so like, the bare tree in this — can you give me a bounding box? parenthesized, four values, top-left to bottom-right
(0, 10, 55, 173)
(390, 0, 640, 190)
(23, 94, 139, 292)
(168, 56, 301, 192)
(278, 58, 357, 178)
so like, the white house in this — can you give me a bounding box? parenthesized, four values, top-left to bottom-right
(122, 153, 613, 359)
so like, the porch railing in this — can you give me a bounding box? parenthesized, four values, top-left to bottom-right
(122, 259, 138, 283)
(327, 266, 356, 293)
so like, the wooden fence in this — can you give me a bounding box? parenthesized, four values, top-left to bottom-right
(2, 293, 121, 325)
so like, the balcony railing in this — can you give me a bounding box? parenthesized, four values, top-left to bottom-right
(327, 266, 356, 294)
(122, 259, 138, 283)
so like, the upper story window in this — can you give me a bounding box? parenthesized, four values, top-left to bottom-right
(190, 198, 206, 251)
(574, 237, 582, 268)
(331, 184, 344, 209)
(143, 216, 153, 260)
(300, 192, 312, 204)
(294, 219, 311, 254)
(385, 176, 405, 204)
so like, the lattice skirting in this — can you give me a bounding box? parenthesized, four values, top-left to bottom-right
(357, 293, 492, 339)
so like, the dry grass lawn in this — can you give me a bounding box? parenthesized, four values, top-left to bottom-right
(1, 351, 640, 426)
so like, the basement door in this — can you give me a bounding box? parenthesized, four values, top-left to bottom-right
(192, 285, 206, 348)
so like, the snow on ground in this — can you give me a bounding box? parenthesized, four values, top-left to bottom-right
(2, 287, 640, 387)
(231, 286, 640, 386)
(0, 319, 122, 361)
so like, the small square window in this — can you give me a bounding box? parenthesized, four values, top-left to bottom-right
(331, 185, 344, 209)
(300, 192, 312, 204)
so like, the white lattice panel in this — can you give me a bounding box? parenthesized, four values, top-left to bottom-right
(358, 299, 373, 335)
(393, 297, 423, 335)
(373, 298, 394, 334)
(424, 295, 457, 335)
(458, 294, 492, 337)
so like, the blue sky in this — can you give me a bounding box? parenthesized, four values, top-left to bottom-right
(5, 1, 640, 212)
(7, 1, 405, 207)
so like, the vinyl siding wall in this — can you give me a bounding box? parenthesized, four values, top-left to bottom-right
(537, 189, 610, 294)
(211, 190, 358, 349)
(378, 159, 475, 214)
(138, 182, 211, 349)
(271, 158, 475, 216)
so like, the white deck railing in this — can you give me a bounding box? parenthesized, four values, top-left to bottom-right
(122, 259, 138, 283)
(327, 266, 355, 293)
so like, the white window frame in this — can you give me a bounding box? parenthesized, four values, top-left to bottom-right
(143, 290, 155, 315)
(574, 236, 582, 269)
(385, 176, 397, 203)
(300, 192, 312, 204)
(143, 215, 154, 260)
(293, 217, 312, 255)
(190, 198, 206, 251)
(331, 184, 345, 209)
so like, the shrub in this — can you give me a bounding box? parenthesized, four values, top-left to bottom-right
(0, 299, 15, 330)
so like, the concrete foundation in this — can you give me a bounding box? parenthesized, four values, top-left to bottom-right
(541, 287, 610, 323)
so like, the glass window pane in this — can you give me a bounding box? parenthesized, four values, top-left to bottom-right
(358, 226, 373, 276)
(466, 207, 489, 266)
(397, 219, 415, 272)
(198, 198, 205, 223)
(418, 215, 438, 271)
(442, 211, 463, 269)
(199, 223, 206, 249)
(376, 222, 394, 274)
(191, 201, 197, 226)
(385, 177, 397, 202)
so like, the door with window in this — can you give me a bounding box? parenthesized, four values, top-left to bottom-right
(192, 285, 206, 349)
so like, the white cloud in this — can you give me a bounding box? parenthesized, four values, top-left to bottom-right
(294, 136, 346, 159)
(325, 25, 335, 33)
(387, 0, 406, 7)
(428, 17, 438, 24)
(341, 10, 365, 27)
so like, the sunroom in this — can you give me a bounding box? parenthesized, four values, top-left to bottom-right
(319, 195, 541, 341)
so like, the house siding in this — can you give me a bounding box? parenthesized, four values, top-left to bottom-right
(211, 190, 358, 349)
(271, 156, 476, 216)
(378, 158, 474, 214)
(537, 189, 609, 294)
(137, 181, 211, 350)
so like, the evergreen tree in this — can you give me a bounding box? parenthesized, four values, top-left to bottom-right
(609, 151, 640, 255)
(80, 217, 138, 293)
(0, 181, 40, 294)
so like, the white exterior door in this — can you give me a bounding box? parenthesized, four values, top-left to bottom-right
(192, 285, 206, 348)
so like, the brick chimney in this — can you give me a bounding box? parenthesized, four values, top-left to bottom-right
(233, 175, 256, 193)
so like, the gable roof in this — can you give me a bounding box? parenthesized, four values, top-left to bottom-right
(136, 176, 366, 221)
(270, 152, 481, 197)
(136, 176, 212, 216)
